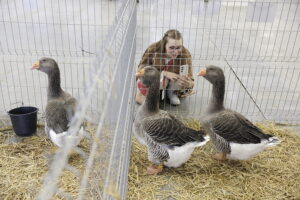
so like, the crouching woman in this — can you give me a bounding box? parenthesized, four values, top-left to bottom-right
(136, 29, 194, 105)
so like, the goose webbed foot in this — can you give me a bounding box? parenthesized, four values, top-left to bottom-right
(147, 163, 163, 175)
(212, 152, 227, 161)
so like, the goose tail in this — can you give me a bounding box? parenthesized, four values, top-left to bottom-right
(194, 135, 210, 147)
(49, 129, 67, 147)
(68, 126, 85, 146)
(49, 127, 85, 148)
(266, 136, 281, 147)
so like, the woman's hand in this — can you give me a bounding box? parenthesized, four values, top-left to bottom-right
(163, 71, 180, 81)
(164, 71, 194, 88)
(177, 75, 194, 88)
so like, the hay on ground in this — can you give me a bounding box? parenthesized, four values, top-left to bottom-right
(0, 125, 92, 200)
(127, 121, 300, 200)
(1, 121, 300, 200)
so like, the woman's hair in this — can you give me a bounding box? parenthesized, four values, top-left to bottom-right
(155, 29, 183, 53)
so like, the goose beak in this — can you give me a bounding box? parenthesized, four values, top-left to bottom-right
(197, 68, 206, 76)
(136, 68, 145, 78)
(31, 62, 40, 70)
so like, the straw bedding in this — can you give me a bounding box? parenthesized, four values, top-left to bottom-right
(0, 121, 299, 199)
(127, 121, 300, 200)
(0, 125, 89, 200)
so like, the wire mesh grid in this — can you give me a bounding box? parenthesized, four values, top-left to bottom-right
(0, 0, 300, 199)
(136, 0, 300, 125)
(0, 0, 121, 117)
(1, 0, 137, 199)
(137, 0, 300, 62)
(37, 1, 137, 199)
(0, 0, 119, 56)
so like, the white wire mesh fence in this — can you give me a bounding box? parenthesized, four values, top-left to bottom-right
(0, 0, 118, 56)
(137, 0, 300, 62)
(0, 0, 300, 199)
(0, 0, 122, 117)
(136, 0, 300, 124)
(1, 0, 136, 199)
(37, 0, 137, 199)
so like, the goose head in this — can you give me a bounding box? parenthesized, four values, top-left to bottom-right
(197, 65, 225, 85)
(31, 57, 59, 75)
(136, 66, 160, 87)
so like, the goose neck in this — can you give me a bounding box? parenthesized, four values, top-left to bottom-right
(47, 69, 63, 99)
(209, 81, 225, 113)
(144, 80, 160, 112)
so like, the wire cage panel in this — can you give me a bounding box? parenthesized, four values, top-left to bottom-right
(0, 55, 94, 118)
(226, 61, 300, 123)
(0, 0, 125, 118)
(0, 0, 120, 57)
(1, 0, 137, 199)
(136, 0, 300, 125)
(0, 0, 300, 199)
(37, 0, 137, 199)
(154, 59, 265, 122)
(0, 0, 123, 118)
(137, 0, 300, 62)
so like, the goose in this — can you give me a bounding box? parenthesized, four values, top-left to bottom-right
(198, 65, 280, 161)
(31, 57, 83, 147)
(134, 66, 209, 175)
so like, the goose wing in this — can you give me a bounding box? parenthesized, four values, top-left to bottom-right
(142, 111, 206, 146)
(208, 110, 270, 144)
(45, 97, 77, 133)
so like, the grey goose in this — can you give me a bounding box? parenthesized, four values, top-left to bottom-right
(198, 65, 280, 161)
(134, 66, 209, 175)
(31, 57, 83, 147)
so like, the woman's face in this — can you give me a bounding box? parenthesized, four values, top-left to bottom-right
(165, 38, 183, 59)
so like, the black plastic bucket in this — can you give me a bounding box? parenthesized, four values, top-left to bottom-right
(8, 106, 38, 137)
